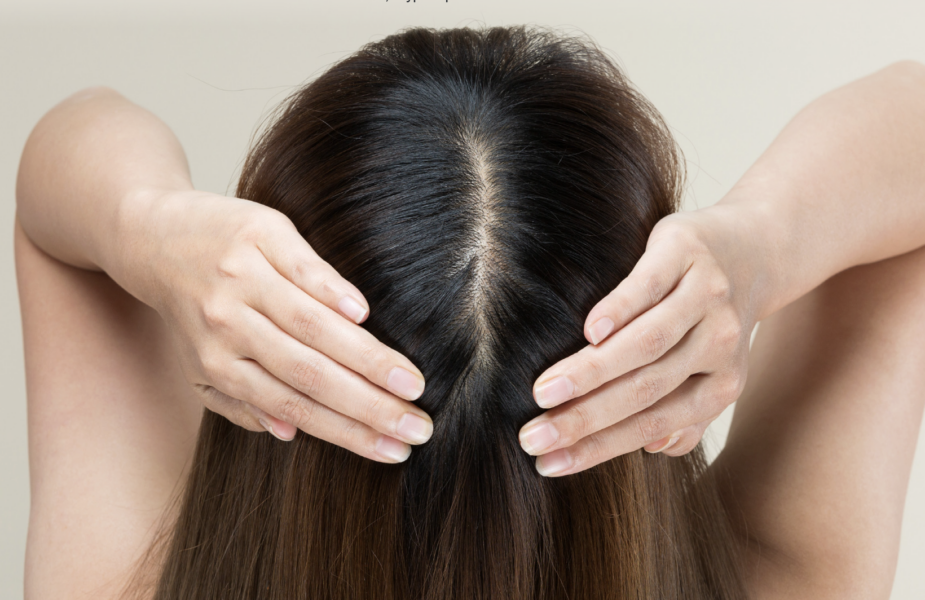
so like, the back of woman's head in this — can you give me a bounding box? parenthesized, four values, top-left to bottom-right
(146, 25, 745, 600)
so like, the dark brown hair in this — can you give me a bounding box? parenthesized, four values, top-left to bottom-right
(133, 25, 745, 600)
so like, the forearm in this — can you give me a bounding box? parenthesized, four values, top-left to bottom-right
(15, 86, 192, 286)
(717, 60, 925, 320)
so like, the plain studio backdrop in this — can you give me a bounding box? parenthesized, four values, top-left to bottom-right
(1, 1, 924, 597)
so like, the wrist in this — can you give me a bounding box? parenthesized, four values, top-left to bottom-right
(109, 185, 188, 311)
(705, 190, 791, 324)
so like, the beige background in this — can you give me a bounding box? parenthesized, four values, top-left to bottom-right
(2, 0, 923, 597)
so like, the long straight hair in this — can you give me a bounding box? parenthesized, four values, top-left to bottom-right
(132, 26, 746, 600)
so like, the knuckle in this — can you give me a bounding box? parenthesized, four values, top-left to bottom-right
(651, 218, 682, 242)
(710, 326, 734, 351)
(237, 217, 267, 244)
(201, 297, 233, 331)
(276, 393, 313, 427)
(563, 403, 597, 443)
(576, 355, 608, 390)
(357, 343, 388, 380)
(232, 402, 259, 430)
(336, 419, 366, 453)
(720, 372, 745, 404)
(290, 358, 326, 397)
(641, 273, 666, 305)
(626, 370, 663, 412)
(606, 295, 633, 326)
(708, 273, 733, 302)
(635, 325, 672, 362)
(290, 258, 311, 286)
(198, 351, 226, 383)
(194, 383, 221, 407)
(655, 218, 699, 251)
(199, 387, 248, 429)
(361, 393, 388, 429)
(291, 308, 325, 347)
(724, 318, 743, 346)
(315, 274, 336, 298)
(576, 434, 608, 468)
(635, 409, 670, 445)
(215, 251, 247, 280)
(264, 208, 293, 230)
(712, 313, 743, 351)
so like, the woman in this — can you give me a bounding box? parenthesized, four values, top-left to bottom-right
(15, 26, 925, 599)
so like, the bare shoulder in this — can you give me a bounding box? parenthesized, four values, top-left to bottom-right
(16, 219, 202, 600)
(711, 244, 925, 599)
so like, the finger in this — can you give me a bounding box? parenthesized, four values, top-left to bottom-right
(193, 383, 264, 432)
(246, 264, 425, 401)
(223, 357, 415, 463)
(194, 382, 297, 441)
(644, 419, 712, 456)
(237, 307, 434, 446)
(255, 214, 371, 325)
(532, 273, 705, 409)
(583, 235, 695, 346)
(246, 399, 300, 441)
(533, 372, 736, 476)
(520, 325, 701, 456)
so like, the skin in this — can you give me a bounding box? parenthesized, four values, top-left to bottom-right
(520, 60, 925, 476)
(14, 62, 925, 598)
(16, 87, 433, 464)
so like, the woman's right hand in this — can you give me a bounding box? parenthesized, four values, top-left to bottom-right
(121, 188, 433, 463)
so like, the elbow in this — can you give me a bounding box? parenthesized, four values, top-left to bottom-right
(882, 59, 925, 85)
(37, 85, 122, 128)
(16, 85, 120, 203)
(62, 85, 122, 104)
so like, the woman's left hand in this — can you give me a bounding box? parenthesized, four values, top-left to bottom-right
(518, 203, 767, 476)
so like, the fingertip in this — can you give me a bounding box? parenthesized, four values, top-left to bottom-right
(338, 295, 369, 324)
(587, 317, 615, 345)
(584, 292, 623, 344)
(533, 375, 575, 409)
(274, 419, 298, 440)
(375, 435, 412, 463)
(396, 412, 434, 445)
(387, 366, 426, 401)
(535, 448, 574, 477)
(644, 433, 680, 454)
(583, 304, 606, 343)
(260, 416, 297, 441)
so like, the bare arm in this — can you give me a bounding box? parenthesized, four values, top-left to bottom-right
(711, 60, 925, 597)
(716, 232, 925, 599)
(16, 217, 200, 598)
(16, 87, 434, 464)
(517, 59, 925, 594)
(16, 86, 191, 276)
(519, 61, 925, 473)
(722, 59, 925, 319)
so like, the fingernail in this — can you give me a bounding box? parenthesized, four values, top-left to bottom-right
(535, 448, 573, 477)
(645, 434, 680, 453)
(387, 367, 425, 401)
(375, 435, 412, 462)
(534, 376, 575, 408)
(396, 413, 433, 444)
(589, 317, 615, 345)
(259, 417, 294, 442)
(338, 295, 368, 324)
(519, 421, 559, 455)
